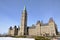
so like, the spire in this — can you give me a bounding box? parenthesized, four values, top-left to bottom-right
(24, 5, 26, 10)
(22, 5, 27, 14)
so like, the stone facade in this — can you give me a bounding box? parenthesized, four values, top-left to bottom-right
(28, 19, 58, 36)
(8, 26, 18, 36)
(8, 6, 58, 36)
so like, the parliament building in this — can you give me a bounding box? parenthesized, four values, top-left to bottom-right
(8, 6, 58, 36)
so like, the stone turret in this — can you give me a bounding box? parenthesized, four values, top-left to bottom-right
(36, 20, 41, 36)
(13, 25, 18, 36)
(49, 17, 54, 23)
(36, 20, 41, 26)
(49, 17, 55, 25)
(48, 17, 57, 36)
(8, 25, 18, 36)
(9, 26, 12, 30)
(36, 21, 40, 24)
(8, 26, 13, 36)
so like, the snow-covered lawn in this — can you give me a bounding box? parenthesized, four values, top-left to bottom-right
(0, 37, 35, 40)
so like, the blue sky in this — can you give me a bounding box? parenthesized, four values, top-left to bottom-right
(0, 0, 60, 34)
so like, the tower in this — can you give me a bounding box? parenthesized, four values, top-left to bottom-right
(36, 21, 41, 36)
(48, 17, 57, 36)
(18, 6, 27, 36)
(8, 26, 12, 36)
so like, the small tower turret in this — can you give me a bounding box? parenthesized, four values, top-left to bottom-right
(13, 25, 18, 36)
(48, 17, 57, 36)
(8, 26, 12, 36)
(9, 26, 12, 30)
(36, 20, 41, 36)
(49, 17, 55, 26)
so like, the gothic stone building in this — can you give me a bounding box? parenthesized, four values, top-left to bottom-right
(8, 6, 58, 36)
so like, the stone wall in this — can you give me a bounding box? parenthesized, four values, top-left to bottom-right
(28, 27, 36, 36)
(28, 21, 57, 36)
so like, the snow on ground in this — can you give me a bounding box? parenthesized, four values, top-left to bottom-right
(0, 37, 35, 40)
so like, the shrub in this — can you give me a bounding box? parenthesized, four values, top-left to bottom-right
(34, 36, 50, 40)
(13, 36, 50, 40)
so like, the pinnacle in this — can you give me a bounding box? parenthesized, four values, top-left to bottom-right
(24, 5, 26, 10)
